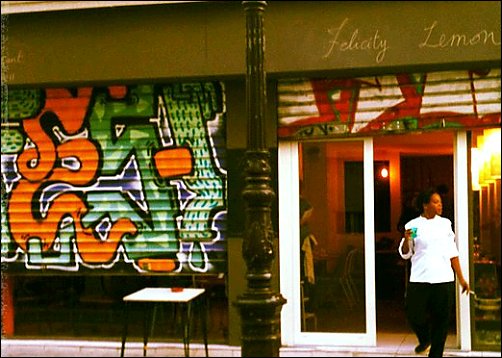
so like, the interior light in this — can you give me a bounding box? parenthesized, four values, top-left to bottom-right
(471, 147, 480, 191)
(484, 128, 501, 179)
(380, 167, 389, 179)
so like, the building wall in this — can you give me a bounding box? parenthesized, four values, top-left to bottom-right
(3, 2, 500, 86)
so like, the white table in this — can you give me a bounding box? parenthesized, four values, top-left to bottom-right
(120, 287, 208, 357)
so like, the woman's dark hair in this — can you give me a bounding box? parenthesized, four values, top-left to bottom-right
(415, 187, 439, 213)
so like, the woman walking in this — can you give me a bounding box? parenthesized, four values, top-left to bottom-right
(398, 188, 470, 357)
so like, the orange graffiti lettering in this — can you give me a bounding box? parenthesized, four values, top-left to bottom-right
(76, 217, 137, 264)
(17, 117, 56, 182)
(107, 86, 128, 99)
(154, 147, 193, 178)
(9, 181, 136, 263)
(52, 138, 99, 185)
(44, 88, 92, 133)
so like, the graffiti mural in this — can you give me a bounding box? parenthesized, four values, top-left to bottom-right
(278, 69, 501, 139)
(1, 82, 227, 274)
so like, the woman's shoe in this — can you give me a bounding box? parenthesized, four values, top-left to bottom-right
(414, 342, 431, 354)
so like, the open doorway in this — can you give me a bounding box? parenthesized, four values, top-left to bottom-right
(373, 132, 456, 339)
(279, 132, 458, 347)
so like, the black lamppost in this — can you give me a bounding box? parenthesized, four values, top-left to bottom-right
(235, 1, 286, 357)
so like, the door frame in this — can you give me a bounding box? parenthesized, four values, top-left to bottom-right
(278, 132, 471, 349)
(454, 131, 472, 351)
(279, 138, 376, 346)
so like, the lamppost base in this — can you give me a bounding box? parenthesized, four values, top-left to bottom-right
(235, 292, 287, 357)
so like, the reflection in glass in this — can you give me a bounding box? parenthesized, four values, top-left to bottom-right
(299, 141, 366, 333)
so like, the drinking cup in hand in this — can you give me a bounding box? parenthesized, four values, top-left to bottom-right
(410, 227, 417, 240)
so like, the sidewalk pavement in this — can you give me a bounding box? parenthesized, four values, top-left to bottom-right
(1, 338, 501, 357)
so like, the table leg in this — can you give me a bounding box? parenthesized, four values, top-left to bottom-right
(181, 302, 192, 357)
(202, 295, 209, 357)
(120, 302, 129, 357)
(143, 303, 153, 357)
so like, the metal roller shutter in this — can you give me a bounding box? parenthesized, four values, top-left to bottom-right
(1, 82, 227, 275)
(278, 69, 501, 139)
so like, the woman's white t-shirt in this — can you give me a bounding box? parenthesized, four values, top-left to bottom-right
(398, 215, 459, 283)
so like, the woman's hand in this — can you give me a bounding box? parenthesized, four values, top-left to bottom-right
(450, 256, 470, 295)
(459, 279, 470, 295)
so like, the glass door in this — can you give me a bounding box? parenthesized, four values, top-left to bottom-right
(279, 138, 376, 346)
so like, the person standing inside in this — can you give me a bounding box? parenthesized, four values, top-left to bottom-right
(299, 180, 315, 283)
(398, 188, 470, 357)
(299, 180, 318, 315)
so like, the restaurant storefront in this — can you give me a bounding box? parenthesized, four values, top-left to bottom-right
(2, 0, 500, 352)
(276, 70, 501, 350)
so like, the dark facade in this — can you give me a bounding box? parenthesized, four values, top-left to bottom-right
(2, 0, 501, 351)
